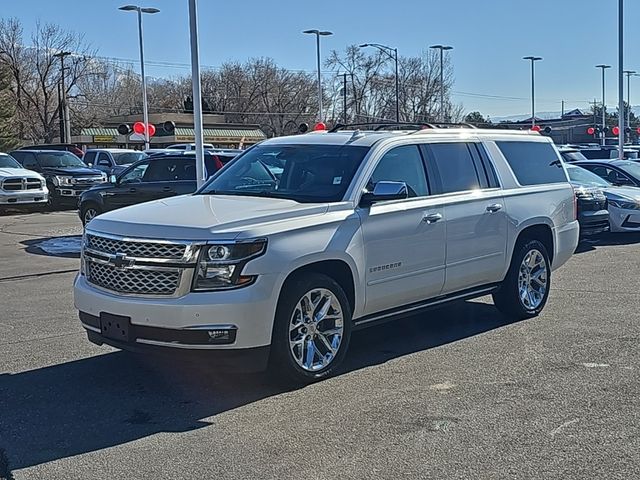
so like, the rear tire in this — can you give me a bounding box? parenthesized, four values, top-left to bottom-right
(269, 272, 352, 385)
(492, 239, 551, 320)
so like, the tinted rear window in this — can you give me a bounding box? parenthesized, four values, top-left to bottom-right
(496, 141, 567, 185)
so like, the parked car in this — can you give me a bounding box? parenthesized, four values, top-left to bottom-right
(166, 143, 215, 151)
(574, 159, 640, 188)
(0, 153, 48, 211)
(10, 150, 106, 209)
(565, 164, 640, 233)
(18, 143, 84, 158)
(78, 152, 224, 225)
(577, 145, 638, 160)
(74, 126, 580, 384)
(557, 146, 589, 163)
(83, 149, 148, 175)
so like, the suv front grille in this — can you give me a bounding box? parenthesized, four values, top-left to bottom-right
(87, 262, 181, 295)
(2, 178, 42, 191)
(86, 234, 187, 259)
(72, 176, 104, 186)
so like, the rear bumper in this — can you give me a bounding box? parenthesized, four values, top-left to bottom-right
(578, 210, 610, 236)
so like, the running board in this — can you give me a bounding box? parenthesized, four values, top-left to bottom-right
(353, 284, 499, 330)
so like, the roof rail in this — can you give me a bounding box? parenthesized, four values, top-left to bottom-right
(328, 121, 477, 133)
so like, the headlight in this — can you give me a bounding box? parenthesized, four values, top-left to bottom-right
(53, 175, 73, 186)
(608, 198, 640, 210)
(192, 240, 266, 291)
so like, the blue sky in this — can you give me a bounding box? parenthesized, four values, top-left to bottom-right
(3, 0, 639, 117)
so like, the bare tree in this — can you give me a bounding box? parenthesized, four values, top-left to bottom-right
(0, 18, 96, 143)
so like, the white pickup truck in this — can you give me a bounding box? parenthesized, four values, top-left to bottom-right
(74, 126, 579, 383)
(0, 152, 48, 210)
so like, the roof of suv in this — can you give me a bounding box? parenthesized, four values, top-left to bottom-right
(265, 128, 546, 148)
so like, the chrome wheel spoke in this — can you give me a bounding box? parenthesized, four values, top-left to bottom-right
(289, 288, 345, 372)
(518, 249, 548, 310)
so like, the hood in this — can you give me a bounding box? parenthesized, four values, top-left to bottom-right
(88, 194, 330, 240)
(41, 166, 103, 176)
(0, 167, 43, 179)
(602, 185, 640, 202)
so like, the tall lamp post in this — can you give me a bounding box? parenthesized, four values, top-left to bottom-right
(119, 5, 160, 150)
(623, 70, 637, 128)
(360, 43, 399, 123)
(522, 56, 542, 128)
(430, 45, 453, 122)
(617, 0, 624, 159)
(303, 29, 333, 122)
(596, 64, 611, 146)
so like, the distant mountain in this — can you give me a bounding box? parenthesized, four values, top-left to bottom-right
(491, 106, 640, 123)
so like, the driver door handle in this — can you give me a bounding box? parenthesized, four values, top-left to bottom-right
(128, 187, 137, 193)
(162, 186, 173, 192)
(486, 203, 503, 213)
(422, 212, 443, 224)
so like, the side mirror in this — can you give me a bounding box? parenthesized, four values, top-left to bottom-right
(360, 181, 408, 207)
(87, 162, 93, 167)
(109, 175, 117, 184)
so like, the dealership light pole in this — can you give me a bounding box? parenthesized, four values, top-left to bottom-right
(119, 4, 159, 150)
(360, 43, 399, 123)
(596, 64, 611, 146)
(430, 45, 453, 122)
(303, 29, 333, 122)
(523, 56, 542, 128)
(188, 0, 206, 188)
(617, 0, 624, 158)
(623, 70, 637, 128)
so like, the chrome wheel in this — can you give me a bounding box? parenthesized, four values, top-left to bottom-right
(83, 207, 98, 225)
(289, 288, 344, 372)
(518, 249, 548, 310)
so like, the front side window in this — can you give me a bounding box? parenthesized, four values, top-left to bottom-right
(584, 165, 635, 186)
(112, 152, 147, 165)
(368, 145, 428, 197)
(615, 161, 640, 182)
(199, 144, 370, 203)
(142, 158, 196, 182)
(120, 162, 150, 183)
(96, 152, 111, 167)
(35, 152, 86, 168)
(0, 154, 22, 169)
(428, 143, 481, 194)
(83, 151, 97, 165)
(496, 141, 567, 185)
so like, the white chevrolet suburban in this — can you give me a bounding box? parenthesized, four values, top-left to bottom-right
(74, 126, 580, 383)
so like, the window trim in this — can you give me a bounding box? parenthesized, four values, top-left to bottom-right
(359, 143, 432, 205)
(473, 143, 501, 189)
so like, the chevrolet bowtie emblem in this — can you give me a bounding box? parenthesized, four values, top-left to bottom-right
(109, 253, 135, 269)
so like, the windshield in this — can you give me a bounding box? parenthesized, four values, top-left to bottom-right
(0, 154, 22, 169)
(198, 144, 370, 203)
(617, 161, 640, 180)
(562, 151, 588, 162)
(36, 151, 86, 168)
(112, 152, 148, 165)
(566, 165, 611, 187)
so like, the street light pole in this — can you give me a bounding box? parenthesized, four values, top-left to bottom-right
(523, 56, 542, 128)
(188, 0, 205, 188)
(623, 70, 636, 128)
(119, 5, 160, 150)
(53, 51, 72, 143)
(596, 64, 611, 146)
(430, 45, 453, 122)
(303, 29, 333, 122)
(618, 0, 624, 159)
(360, 43, 400, 123)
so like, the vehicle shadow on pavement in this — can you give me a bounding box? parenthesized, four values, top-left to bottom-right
(574, 232, 640, 255)
(20, 235, 82, 259)
(0, 299, 512, 472)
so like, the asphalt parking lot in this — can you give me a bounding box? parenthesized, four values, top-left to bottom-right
(0, 211, 639, 480)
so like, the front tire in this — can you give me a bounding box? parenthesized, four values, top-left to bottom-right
(492, 239, 551, 320)
(269, 272, 352, 385)
(81, 203, 101, 226)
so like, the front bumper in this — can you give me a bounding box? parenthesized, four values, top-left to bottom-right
(578, 209, 610, 236)
(74, 272, 280, 353)
(53, 185, 95, 202)
(609, 208, 640, 232)
(0, 188, 48, 206)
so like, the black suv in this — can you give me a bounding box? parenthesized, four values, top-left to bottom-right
(10, 150, 106, 208)
(78, 152, 225, 225)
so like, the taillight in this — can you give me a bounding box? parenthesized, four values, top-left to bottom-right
(573, 192, 578, 220)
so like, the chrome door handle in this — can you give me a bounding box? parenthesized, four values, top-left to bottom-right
(486, 203, 503, 213)
(422, 212, 443, 224)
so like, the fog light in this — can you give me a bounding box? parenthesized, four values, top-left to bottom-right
(207, 329, 231, 343)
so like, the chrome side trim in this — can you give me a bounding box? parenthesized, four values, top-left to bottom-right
(183, 324, 238, 331)
(354, 286, 497, 327)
